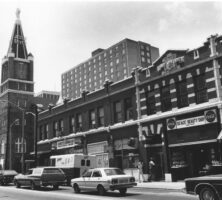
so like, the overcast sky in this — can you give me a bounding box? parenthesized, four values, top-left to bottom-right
(0, 0, 221, 94)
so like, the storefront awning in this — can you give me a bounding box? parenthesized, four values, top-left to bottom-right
(30, 150, 51, 155)
(217, 130, 222, 140)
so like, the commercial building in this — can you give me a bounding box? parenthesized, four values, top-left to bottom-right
(35, 90, 60, 103)
(61, 39, 159, 99)
(37, 34, 222, 181)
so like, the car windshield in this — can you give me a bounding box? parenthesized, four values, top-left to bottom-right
(104, 168, 125, 176)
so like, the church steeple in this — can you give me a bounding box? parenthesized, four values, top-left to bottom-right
(7, 8, 28, 59)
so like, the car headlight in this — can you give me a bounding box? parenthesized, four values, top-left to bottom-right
(130, 177, 135, 182)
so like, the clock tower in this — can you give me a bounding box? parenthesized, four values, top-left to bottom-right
(0, 9, 34, 172)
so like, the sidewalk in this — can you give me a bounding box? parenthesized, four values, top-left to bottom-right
(135, 181, 185, 190)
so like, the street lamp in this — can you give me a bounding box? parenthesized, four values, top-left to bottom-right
(9, 118, 19, 169)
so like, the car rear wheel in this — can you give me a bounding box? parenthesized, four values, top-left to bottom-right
(0, 181, 4, 186)
(199, 187, 218, 200)
(30, 181, 36, 190)
(53, 185, 59, 190)
(97, 185, 106, 196)
(119, 188, 127, 195)
(73, 184, 80, 193)
(14, 180, 20, 188)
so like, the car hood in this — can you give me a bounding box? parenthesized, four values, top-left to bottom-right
(185, 174, 222, 181)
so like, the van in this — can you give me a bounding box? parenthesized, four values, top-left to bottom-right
(50, 154, 96, 185)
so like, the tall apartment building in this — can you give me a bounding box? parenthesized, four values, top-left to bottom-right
(61, 39, 159, 99)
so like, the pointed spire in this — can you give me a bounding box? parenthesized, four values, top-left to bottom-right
(7, 9, 28, 59)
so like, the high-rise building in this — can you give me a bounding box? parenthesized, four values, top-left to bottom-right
(0, 9, 34, 172)
(61, 39, 159, 99)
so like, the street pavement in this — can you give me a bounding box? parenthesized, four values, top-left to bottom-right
(136, 181, 185, 190)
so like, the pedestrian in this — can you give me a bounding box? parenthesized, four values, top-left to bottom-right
(148, 157, 155, 182)
(137, 161, 145, 182)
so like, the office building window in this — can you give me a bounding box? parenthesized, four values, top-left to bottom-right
(76, 113, 83, 131)
(161, 86, 172, 112)
(45, 124, 49, 139)
(114, 101, 122, 123)
(141, 57, 145, 62)
(98, 107, 104, 127)
(53, 121, 58, 137)
(59, 119, 64, 133)
(39, 125, 44, 140)
(124, 98, 133, 121)
(194, 74, 208, 104)
(177, 80, 189, 108)
(146, 90, 156, 115)
(89, 109, 96, 129)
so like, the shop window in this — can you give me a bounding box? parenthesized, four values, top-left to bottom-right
(124, 98, 133, 121)
(171, 151, 187, 168)
(89, 109, 96, 129)
(177, 80, 189, 108)
(69, 115, 75, 133)
(161, 86, 172, 112)
(98, 107, 104, 127)
(194, 74, 208, 104)
(146, 90, 156, 115)
(114, 101, 122, 123)
(76, 113, 83, 131)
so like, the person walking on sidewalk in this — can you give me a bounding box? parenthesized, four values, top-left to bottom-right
(148, 157, 155, 182)
(137, 161, 145, 182)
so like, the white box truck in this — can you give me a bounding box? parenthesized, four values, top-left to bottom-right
(50, 154, 96, 185)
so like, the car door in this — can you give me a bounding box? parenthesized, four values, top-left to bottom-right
(90, 170, 102, 189)
(82, 170, 92, 189)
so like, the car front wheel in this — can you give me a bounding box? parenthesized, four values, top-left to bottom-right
(119, 188, 127, 195)
(199, 187, 218, 200)
(30, 181, 36, 190)
(73, 184, 80, 193)
(14, 180, 20, 188)
(97, 185, 106, 196)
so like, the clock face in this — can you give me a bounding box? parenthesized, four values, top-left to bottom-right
(17, 62, 28, 79)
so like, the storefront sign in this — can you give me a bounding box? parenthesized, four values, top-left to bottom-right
(167, 109, 217, 130)
(57, 138, 80, 149)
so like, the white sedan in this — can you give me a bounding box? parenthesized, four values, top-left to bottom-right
(71, 168, 137, 195)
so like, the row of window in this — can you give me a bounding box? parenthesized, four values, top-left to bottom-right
(39, 98, 133, 141)
(146, 74, 208, 115)
(0, 138, 26, 154)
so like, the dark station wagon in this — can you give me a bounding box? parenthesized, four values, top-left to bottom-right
(0, 170, 18, 185)
(185, 174, 222, 200)
(14, 167, 66, 190)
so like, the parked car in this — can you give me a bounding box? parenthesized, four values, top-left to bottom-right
(71, 167, 137, 195)
(0, 170, 18, 185)
(14, 167, 66, 190)
(185, 174, 222, 200)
